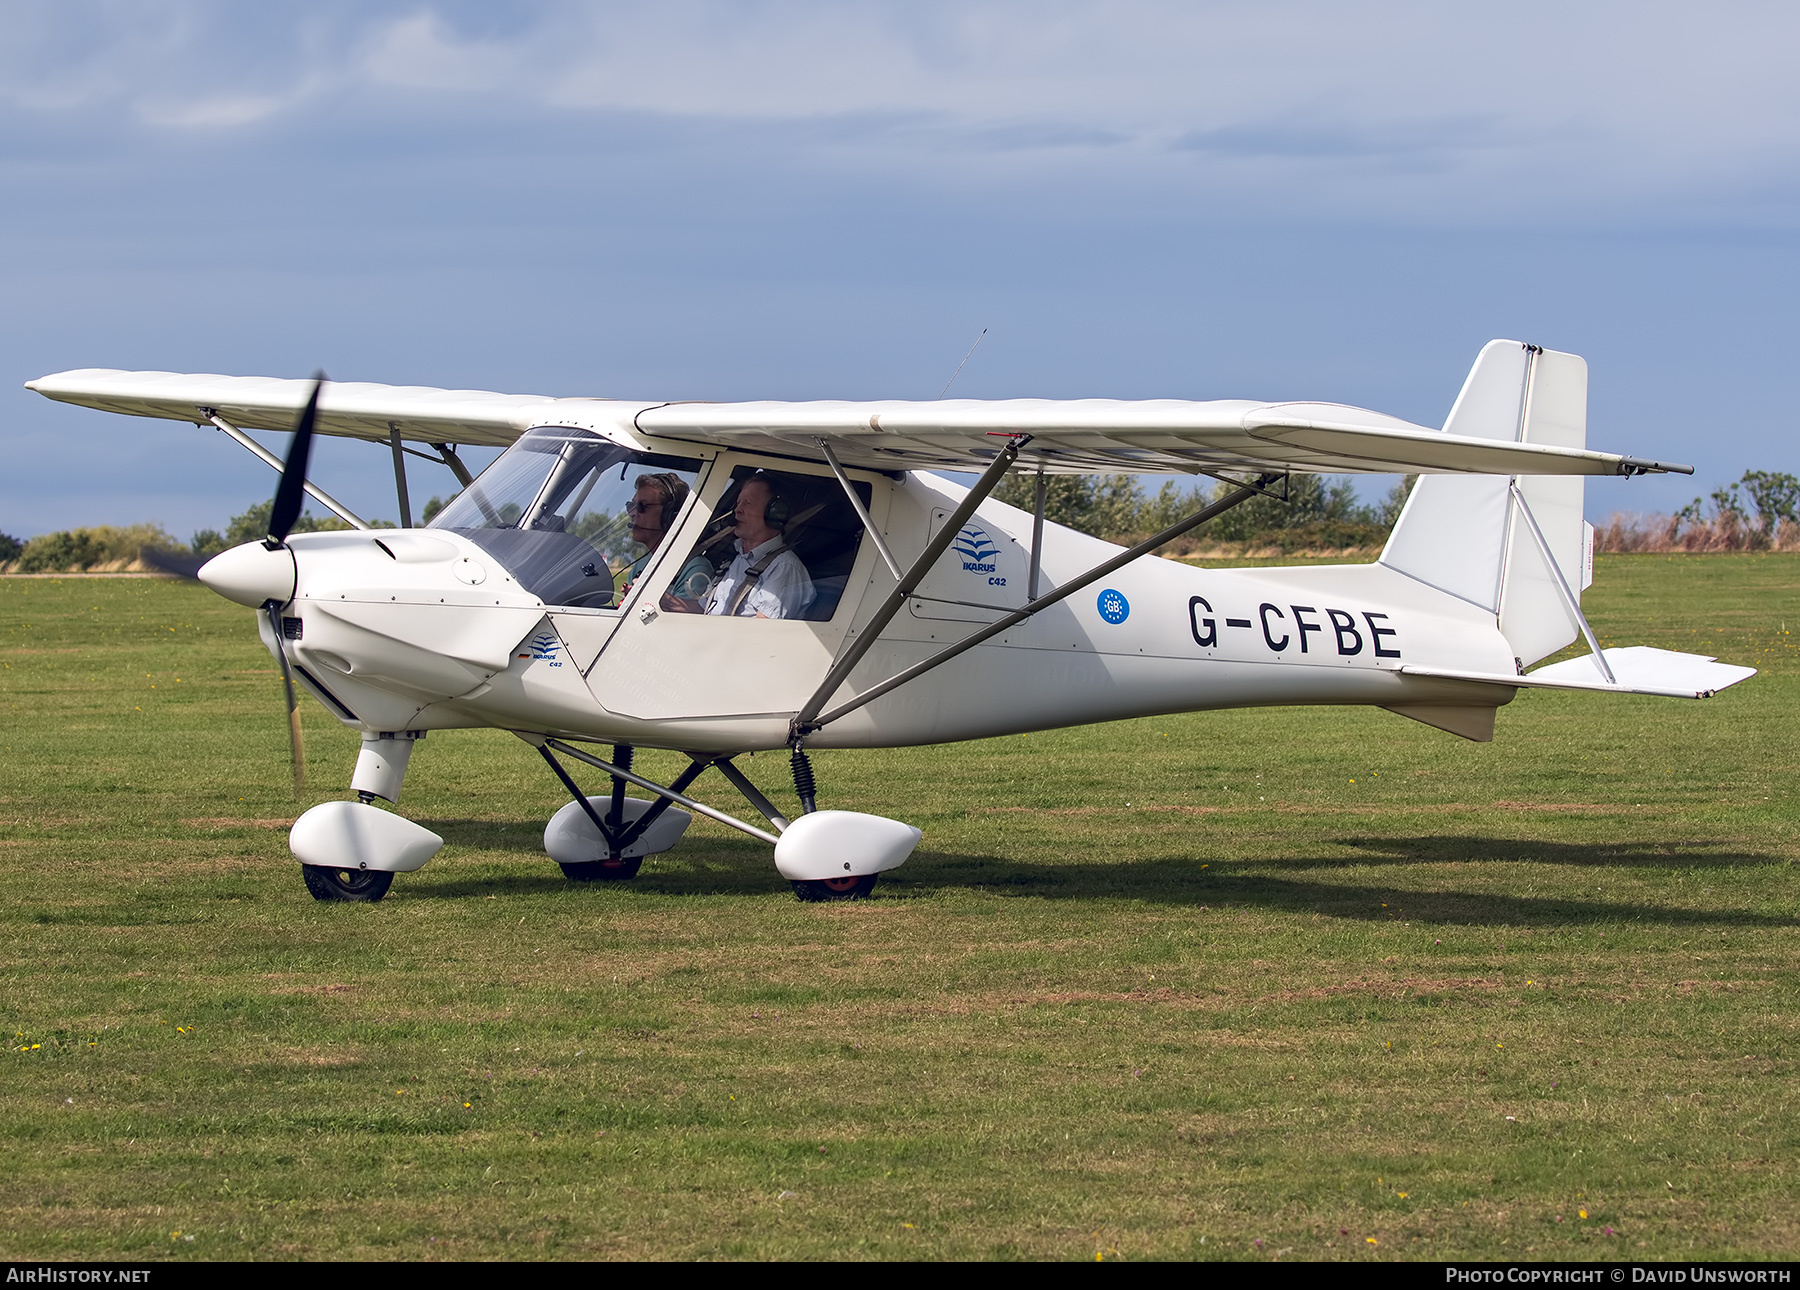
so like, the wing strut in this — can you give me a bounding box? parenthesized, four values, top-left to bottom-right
(202, 408, 370, 530)
(791, 435, 1033, 738)
(1028, 467, 1047, 601)
(816, 438, 904, 582)
(431, 443, 476, 488)
(387, 422, 414, 528)
(792, 470, 1282, 737)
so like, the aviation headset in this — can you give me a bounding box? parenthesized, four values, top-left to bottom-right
(632, 472, 689, 534)
(745, 472, 791, 531)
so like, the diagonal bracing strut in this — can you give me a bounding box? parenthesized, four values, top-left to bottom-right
(528, 736, 783, 846)
(1507, 480, 1615, 684)
(793, 470, 1283, 736)
(202, 409, 370, 530)
(791, 434, 1033, 739)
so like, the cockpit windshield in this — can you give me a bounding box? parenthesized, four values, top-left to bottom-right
(428, 426, 702, 609)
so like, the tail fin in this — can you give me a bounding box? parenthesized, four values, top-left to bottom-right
(1380, 340, 1594, 667)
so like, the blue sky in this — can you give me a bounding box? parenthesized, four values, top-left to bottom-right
(4, 1, 1798, 540)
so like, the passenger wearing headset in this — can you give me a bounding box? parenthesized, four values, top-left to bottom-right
(619, 472, 710, 601)
(670, 474, 814, 619)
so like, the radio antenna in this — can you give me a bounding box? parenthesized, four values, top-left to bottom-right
(937, 328, 988, 399)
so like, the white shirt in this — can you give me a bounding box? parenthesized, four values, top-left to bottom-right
(705, 535, 815, 619)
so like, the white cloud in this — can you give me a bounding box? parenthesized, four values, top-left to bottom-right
(4, 1, 1799, 224)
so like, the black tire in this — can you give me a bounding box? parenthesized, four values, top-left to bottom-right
(791, 874, 878, 902)
(301, 865, 394, 902)
(559, 856, 644, 882)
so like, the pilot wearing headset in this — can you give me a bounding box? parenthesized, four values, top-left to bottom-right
(618, 472, 711, 601)
(678, 474, 815, 619)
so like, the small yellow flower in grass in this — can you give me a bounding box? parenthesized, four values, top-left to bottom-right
(1579, 1209, 1588, 1219)
(1397, 1192, 1409, 1199)
(1366, 1237, 1378, 1245)
(902, 1223, 915, 1230)
(463, 1102, 471, 1109)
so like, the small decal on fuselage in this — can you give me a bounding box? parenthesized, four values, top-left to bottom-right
(1097, 588, 1130, 624)
(525, 632, 563, 667)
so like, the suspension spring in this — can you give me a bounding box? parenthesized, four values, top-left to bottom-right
(790, 747, 818, 815)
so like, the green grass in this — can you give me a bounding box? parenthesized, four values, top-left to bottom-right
(2, 554, 1797, 1261)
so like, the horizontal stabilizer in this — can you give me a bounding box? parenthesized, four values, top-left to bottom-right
(1527, 646, 1757, 696)
(1400, 646, 1756, 699)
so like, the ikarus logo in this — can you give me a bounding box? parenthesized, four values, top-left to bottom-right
(952, 524, 1000, 575)
(526, 632, 561, 664)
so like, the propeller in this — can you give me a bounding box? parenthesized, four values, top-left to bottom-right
(266, 374, 324, 548)
(262, 372, 326, 795)
(138, 546, 208, 580)
(267, 601, 306, 796)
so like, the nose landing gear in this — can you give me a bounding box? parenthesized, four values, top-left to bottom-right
(290, 733, 440, 902)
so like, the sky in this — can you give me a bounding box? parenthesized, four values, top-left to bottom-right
(4, 0, 1798, 540)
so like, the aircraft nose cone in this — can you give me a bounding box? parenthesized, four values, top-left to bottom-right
(198, 541, 297, 607)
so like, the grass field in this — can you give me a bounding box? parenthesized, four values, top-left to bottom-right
(2, 555, 1797, 1261)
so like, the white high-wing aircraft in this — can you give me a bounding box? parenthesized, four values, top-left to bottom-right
(27, 341, 1754, 902)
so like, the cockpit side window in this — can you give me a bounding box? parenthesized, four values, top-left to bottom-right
(661, 465, 870, 621)
(427, 426, 702, 609)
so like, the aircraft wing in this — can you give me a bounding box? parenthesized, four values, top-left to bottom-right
(23, 369, 564, 448)
(635, 399, 1689, 476)
(27, 368, 1691, 477)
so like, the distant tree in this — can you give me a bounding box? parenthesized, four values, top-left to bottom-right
(1207, 473, 1363, 540)
(0, 531, 21, 563)
(18, 531, 98, 572)
(991, 470, 1391, 546)
(991, 474, 1147, 539)
(190, 528, 227, 558)
(1739, 470, 1800, 542)
(1140, 479, 1210, 532)
(421, 494, 460, 523)
(16, 524, 181, 572)
(1377, 475, 1417, 529)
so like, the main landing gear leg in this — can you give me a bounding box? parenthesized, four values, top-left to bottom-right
(568, 742, 642, 882)
(525, 736, 916, 904)
(785, 743, 875, 903)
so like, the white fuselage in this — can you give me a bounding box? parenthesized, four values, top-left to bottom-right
(264, 456, 1518, 754)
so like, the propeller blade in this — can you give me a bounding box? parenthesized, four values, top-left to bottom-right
(265, 603, 306, 796)
(140, 545, 207, 580)
(266, 373, 326, 547)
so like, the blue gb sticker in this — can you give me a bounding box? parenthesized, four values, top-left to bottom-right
(1096, 588, 1130, 624)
